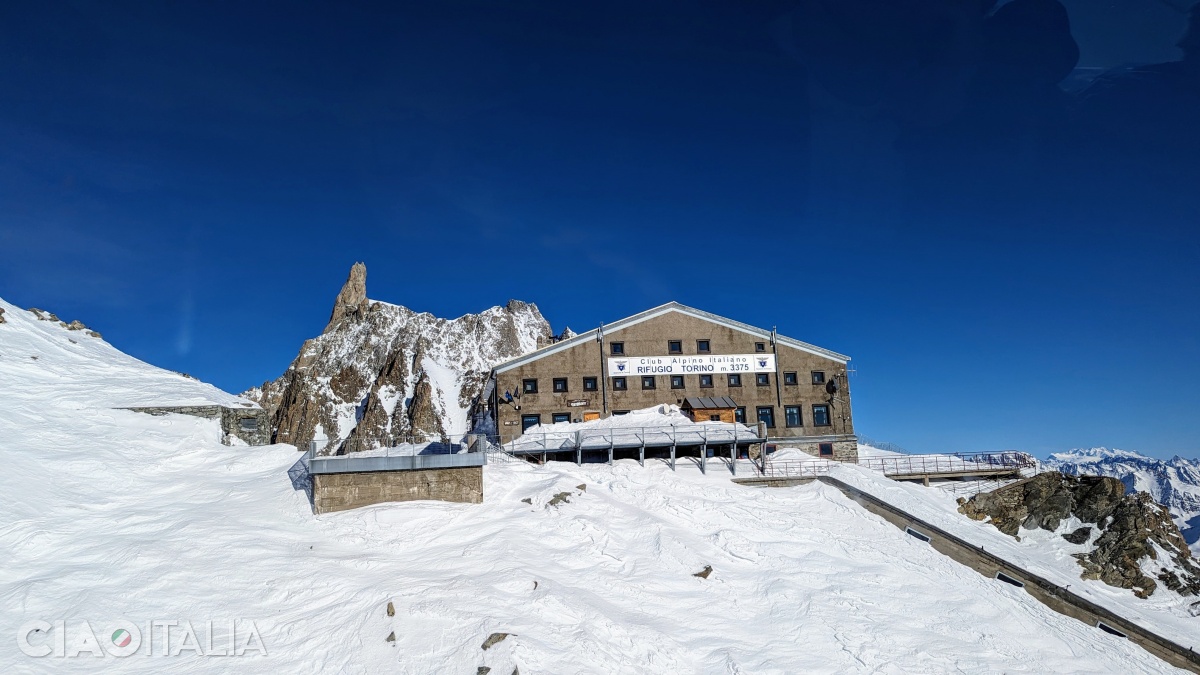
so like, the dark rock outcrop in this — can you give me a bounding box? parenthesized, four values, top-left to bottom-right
(960, 472, 1200, 598)
(325, 262, 368, 332)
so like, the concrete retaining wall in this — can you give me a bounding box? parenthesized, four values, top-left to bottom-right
(312, 467, 483, 513)
(734, 474, 1200, 673)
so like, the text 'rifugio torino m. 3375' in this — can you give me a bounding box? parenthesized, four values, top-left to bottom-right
(485, 302, 857, 462)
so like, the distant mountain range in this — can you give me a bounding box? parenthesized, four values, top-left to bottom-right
(1046, 448, 1200, 553)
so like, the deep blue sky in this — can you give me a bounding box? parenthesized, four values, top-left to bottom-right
(2, 1, 1197, 458)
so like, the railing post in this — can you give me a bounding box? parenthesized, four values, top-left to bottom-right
(701, 426, 707, 475)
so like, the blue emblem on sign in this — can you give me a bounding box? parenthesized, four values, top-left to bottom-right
(617, 362, 626, 371)
(758, 359, 767, 367)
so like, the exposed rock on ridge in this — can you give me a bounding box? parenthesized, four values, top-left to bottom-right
(243, 264, 551, 455)
(959, 472, 1200, 598)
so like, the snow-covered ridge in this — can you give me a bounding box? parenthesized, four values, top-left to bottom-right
(0, 296, 256, 409)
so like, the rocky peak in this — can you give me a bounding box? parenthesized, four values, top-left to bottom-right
(959, 471, 1200, 599)
(244, 268, 552, 454)
(324, 262, 369, 333)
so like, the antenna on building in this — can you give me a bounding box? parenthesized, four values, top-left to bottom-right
(597, 322, 604, 343)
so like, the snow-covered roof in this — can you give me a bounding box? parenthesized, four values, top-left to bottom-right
(494, 301, 849, 374)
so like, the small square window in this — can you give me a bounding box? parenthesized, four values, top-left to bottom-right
(735, 407, 746, 423)
(811, 371, 826, 385)
(613, 409, 630, 415)
(697, 340, 710, 353)
(670, 375, 684, 389)
(728, 373, 741, 387)
(642, 376, 656, 390)
(668, 340, 682, 354)
(521, 414, 541, 431)
(699, 374, 713, 388)
(755, 342, 766, 353)
(610, 342, 624, 355)
(756, 373, 770, 387)
(709, 414, 721, 422)
(522, 378, 538, 394)
(756, 406, 775, 428)
(812, 404, 831, 426)
(552, 413, 571, 424)
(785, 405, 802, 427)
(583, 377, 598, 392)
(553, 377, 568, 393)
(612, 376, 627, 391)
(784, 372, 798, 385)
(819, 442, 834, 456)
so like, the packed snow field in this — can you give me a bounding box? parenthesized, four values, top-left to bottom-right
(0, 300, 1189, 673)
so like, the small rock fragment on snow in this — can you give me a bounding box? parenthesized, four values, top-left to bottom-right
(521, 497, 532, 504)
(386, 632, 395, 642)
(481, 633, 510, 650)
(547, 492, 572, 507)
(693, 565, 713, 579)
(477, 668, 491, 675)
(386, 601, 395, 617)
(576, 484, 586, 492)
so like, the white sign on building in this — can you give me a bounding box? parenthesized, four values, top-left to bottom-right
(607, 354, 776, 376)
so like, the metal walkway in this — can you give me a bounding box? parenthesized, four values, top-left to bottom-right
(763, 451, 1037, 484)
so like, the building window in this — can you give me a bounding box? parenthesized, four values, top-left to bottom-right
(819, 442, 834, 456)
(697, 339, 710, 353)
(610, 342, 624, 355)
(553, 377, 568, 393)
(756, 406, 775, 428)
(612, 377, 627, 391)
(784, 372, 798, 385)
(521, 414, 541, 431)
(756, 373, 770, 387)
(583, 377, 598, 392)
(522, 378, 538, 394)
(239, 418, 259, 431)
(811, 371, 826, 385)
(755, 342, 766, 353)
(735, 407, 746, 424)
(699, 374, 713, 388)
(552, 413, 571, 424)
(668, 340, 682, 354)
(709, 414, 721, 422)
(812, 404, 831, 426)
(613, 410, 630, 415)
(785, 406, 802, 427)
(642, 376, 656, 390)
(671, 375, 684, 389)
(728, 373, 741, 387)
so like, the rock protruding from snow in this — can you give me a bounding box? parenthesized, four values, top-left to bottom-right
(1046, 447, 1200, 553)
(959, 472, 1200, 598)
(245, 264, 552, 454)
(325, 262, 369, 333)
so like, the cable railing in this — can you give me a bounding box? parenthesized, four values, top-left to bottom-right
(759, 451, 1038, 482)
(480, 422, 763, 455)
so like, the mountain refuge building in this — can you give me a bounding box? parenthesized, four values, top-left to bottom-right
(487, 302, 857, 462)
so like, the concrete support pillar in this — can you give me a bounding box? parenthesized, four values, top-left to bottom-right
(639, 443, 644, 467)
(670, 442, 676, 471)
(701, 442, 707, 474)
(608, 437, 613, 465)
(731, 445, 736, 476)
(576, 448, 581, 466)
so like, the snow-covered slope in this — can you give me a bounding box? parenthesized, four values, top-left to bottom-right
(0, 300, 1189, 672)
(1047, 448, 1200, 552)
(246, 264, 551, 454)
(0, 297, 257, 410)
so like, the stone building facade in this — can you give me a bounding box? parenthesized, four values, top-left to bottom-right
(488, 303, 857, 461)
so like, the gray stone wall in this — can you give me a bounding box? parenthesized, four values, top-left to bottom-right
(773, 438, 859, 463)
(123, 405, 271, 446)
(312, 467, 484, 513)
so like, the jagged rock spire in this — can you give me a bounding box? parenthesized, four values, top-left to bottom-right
(324, 262, 368, 333)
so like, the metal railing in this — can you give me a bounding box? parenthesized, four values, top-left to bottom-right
(858, 451, 1037, 477)
(479, 423, 763, 455)
(759, 451, 1038, 482)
